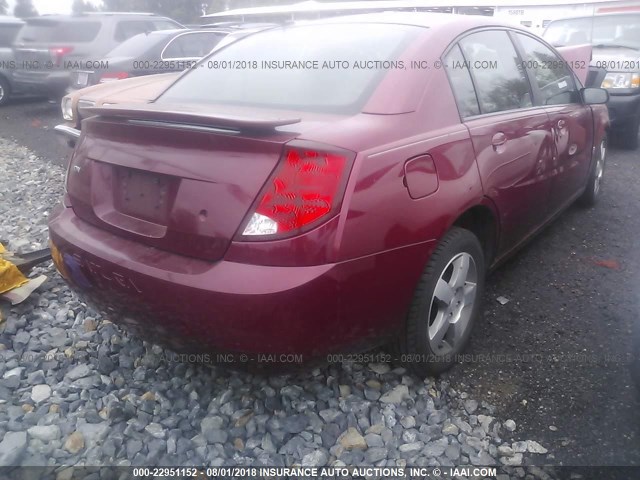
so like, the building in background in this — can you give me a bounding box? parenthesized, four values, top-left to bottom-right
(203, 0, 640, 35)
(493, 0, 640, 34)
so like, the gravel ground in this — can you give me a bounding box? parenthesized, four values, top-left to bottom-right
(0, 138, 562, 476)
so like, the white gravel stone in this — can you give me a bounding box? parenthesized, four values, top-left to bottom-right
(27, 425, 61, 442)
(527, 440, 549, 454)
(513, 441, 529, 453)
(380, 384, 409, 404)
(368, 363, 391, 375)
(0, 431, 27, 465)
(30, 384, 52, 403)
(504, 419, 517, 431)
(500, 453, 524, 465)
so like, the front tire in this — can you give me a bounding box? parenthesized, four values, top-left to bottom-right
(578, 135, 607, 207)
(401, 227, 485, 376)
(0, 76, 10, 107)
(613, 117, 639, 150)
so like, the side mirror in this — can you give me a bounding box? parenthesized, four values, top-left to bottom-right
(582, 87, 609, 105)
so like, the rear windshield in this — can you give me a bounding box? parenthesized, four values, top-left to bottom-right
(157, 23, 422, 114)
(106, 31, 175, 58)
(0, 24, 22, 48)
(17, 20, 101, 43)
(544, 14, 640, 49)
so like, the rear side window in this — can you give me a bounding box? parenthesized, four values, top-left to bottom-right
(459, 30, 532, 114)
(115, 20, 183, 42)
(0, 25, 22, 48)
(514, 33, 579, 105)
(162, 32, 226, 59)
(114, 21, 151, 42)
(151, 20, 182, 30)
(106, 32, 169, 58)
(444, 44, 480, 118)
(18, 20, 101, 43)
(158, 24, 421, 114)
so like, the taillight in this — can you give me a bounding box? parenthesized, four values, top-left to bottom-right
(241, 141, 354, 238)
(49, 46, 73, 66)
(99, 72, 130, 83)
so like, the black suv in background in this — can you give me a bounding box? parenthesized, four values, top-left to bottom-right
(69, 28, 228, 90)
(0, 15, 24, 106)
(545, 13, 640, 149)
(11, 12, 182, 100)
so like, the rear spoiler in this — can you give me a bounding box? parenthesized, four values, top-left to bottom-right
(83, 103, 301, 132)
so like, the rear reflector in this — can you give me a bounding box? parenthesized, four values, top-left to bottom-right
(242, 143, 353, 238)
(49, 46, 74, 66)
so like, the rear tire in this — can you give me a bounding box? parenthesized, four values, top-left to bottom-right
(0, 76, 10, 107)
(578, 135, 607, 207)
(401, 227, 485, 376)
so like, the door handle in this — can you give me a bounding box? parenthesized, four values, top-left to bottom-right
(491, 132, 507, 148)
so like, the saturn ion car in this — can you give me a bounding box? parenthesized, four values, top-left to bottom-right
(49, 13, 610, 374)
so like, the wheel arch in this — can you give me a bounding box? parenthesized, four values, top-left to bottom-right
(0, 72, 12, 105)
(0, 72, 11, 91)
(450, 201, 499, 268)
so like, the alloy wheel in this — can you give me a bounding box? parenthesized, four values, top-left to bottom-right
(593, 139, 606, 196)
(428, 252, 478, 355)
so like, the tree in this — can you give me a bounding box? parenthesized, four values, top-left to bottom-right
(14, 0, 38, 18)
(72, 0, 98, 14)
(0, 0, 8, 16)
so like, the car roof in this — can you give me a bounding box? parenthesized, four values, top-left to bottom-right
(144, 29, 190, 36)
(24, 13, 175, 22)
(290, 11, 520, 33)
(0, 15, 24, 25)
(281, 11, 526, 43)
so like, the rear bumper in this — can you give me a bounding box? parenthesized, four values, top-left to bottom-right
(49, 205, 432, 360)
(12, 70, 70, 97)
(54, 124, 81, 148)
(608, 93, 640, 128)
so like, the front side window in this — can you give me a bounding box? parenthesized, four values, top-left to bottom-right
(162, 32, 226, 60)
(0, 25, 21, 48)
(515, 33, 579, 106)
(459, 30, 532, 114)
(444, 44, 480, 117)
(106, 32, 168, 58)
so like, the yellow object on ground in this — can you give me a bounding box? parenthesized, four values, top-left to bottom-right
(0, 243, 29, 294)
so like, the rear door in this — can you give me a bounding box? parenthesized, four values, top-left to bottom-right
(513, 32, 593, 213)
(450, 30, 556, 254)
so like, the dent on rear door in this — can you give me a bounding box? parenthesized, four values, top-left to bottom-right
(457, 30, 556, 254)
(513, 32, 594, 212)
(465, 110, 555, 253)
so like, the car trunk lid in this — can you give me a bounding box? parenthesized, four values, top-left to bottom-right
(66, 104, 303, 261)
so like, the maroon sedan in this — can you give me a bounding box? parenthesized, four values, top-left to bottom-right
(49, 13, 610, 374)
